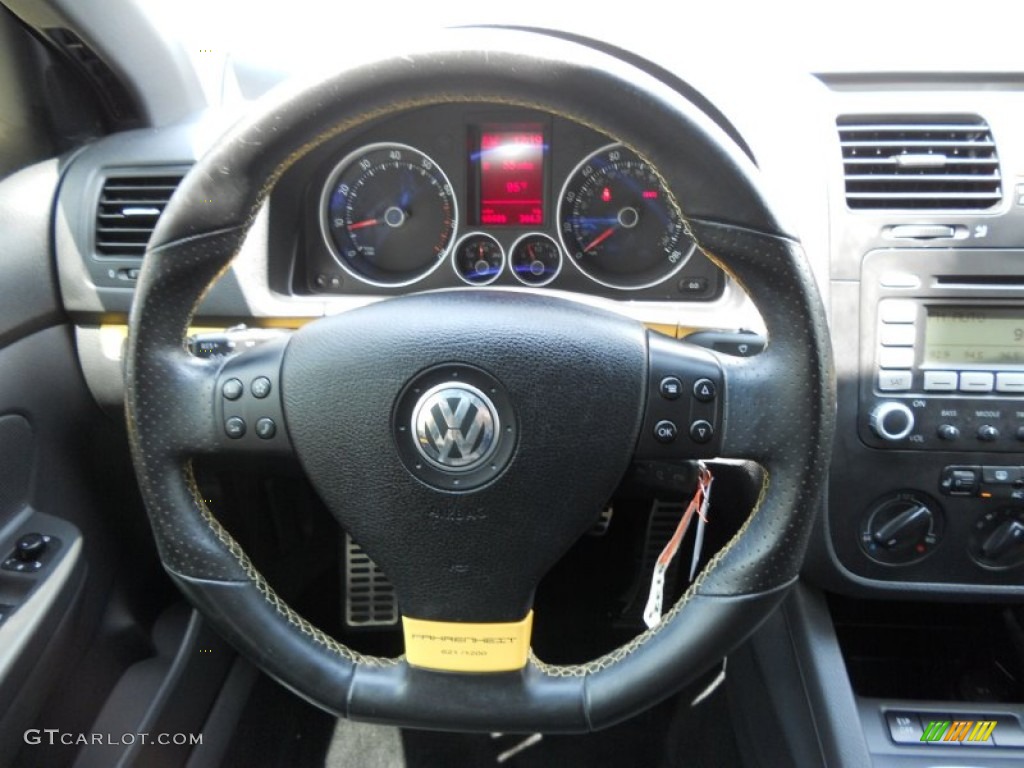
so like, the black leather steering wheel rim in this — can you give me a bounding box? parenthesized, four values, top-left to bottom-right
(125, 28, 835, 731)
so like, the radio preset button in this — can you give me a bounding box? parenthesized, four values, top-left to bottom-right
(879, 371, 912, 391)
(923, 371, 958, 392)
(996, 373, 1024, 393)
(960, 372, 995, 393)
(937, 424, 960, 441)
(879, 300, 917, 324)
(879, 348, 914, 369)
(978, 425, 1000, 442)
(880, 324, 916, 346)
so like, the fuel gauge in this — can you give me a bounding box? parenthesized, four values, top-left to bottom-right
(452, 233, 504, 285)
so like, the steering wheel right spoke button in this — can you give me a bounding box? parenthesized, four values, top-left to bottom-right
(689, 420, 713, 444)
(654, 420, 678, 443)
(692, 378, 716, 403)
(659, 376, 682, 400)
(637, 331, 723, 459)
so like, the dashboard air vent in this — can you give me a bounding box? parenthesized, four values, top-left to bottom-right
(838, 116, 1001, 210)
(95, 174, 183, 257)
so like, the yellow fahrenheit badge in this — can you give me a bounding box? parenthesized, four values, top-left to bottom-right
(402, 612, 533, 673)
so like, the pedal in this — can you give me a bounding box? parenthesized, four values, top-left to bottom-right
(619, 500, 687, 626)
(343, 534, 398, 628)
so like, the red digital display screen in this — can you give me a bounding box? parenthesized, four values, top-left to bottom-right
(478, 128, 545, 226)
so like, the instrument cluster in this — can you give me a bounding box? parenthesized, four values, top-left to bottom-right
(286, 104, 724, 301)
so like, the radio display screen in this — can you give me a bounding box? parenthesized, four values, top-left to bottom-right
(924, 307, 1024, 365)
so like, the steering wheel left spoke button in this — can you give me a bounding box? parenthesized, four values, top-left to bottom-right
(225, 417, 246, 439)
(214, 336, 292, 453)
(222, 378, 243, 400)
(403, 612, 533, 673)
(251, 376, 272, 399)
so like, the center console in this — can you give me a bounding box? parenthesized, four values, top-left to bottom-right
(816, 241, 1024, 762)
(773, 87, 1024, 767)
(830, 249, 1024, 585)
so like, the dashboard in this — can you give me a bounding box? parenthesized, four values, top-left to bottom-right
(41, 38, 1024, 603)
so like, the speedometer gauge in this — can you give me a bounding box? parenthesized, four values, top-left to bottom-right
(557, 144, 695, 290)
(321, 143, 457, 287)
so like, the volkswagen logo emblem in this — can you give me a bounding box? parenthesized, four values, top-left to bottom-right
(411, 383, 499, 472)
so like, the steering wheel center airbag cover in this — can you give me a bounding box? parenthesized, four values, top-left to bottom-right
(280, 290, 647, 622)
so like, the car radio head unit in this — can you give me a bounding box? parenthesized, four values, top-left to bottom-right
(860, 249, 1024, 452)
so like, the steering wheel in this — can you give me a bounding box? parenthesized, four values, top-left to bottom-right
(125, 28, 834, 732)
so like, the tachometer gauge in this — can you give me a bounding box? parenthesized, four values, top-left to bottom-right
(557, 144, 695, 290)
(321, 143, 457, 287)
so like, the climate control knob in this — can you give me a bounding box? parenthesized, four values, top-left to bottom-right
(870, 401, 915, 441)
(970, 509, 1024, 569)
(861, 492, 943, 565)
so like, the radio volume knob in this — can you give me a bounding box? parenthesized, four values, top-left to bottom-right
(870, 401, 915, 441)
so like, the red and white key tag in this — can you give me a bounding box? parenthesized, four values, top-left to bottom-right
(643, 463, 713, 629)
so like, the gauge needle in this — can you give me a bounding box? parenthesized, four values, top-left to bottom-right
(583, 226, 616, 252)
(348, 218, 379, 231)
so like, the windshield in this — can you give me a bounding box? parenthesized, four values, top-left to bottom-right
(137, 0, 1022, 108)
